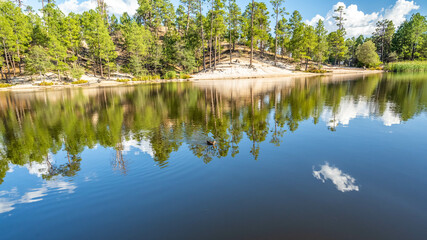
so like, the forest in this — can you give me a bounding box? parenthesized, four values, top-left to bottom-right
(0, 0, 426, 81)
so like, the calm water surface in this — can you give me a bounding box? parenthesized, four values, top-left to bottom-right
(0, 73, 426, 239)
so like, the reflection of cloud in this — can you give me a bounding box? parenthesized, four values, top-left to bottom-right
(122, 138, 154, 158)
(0, 180, 76, 214)
(321, 97, 401, 128)
(313, 162, 359, 192)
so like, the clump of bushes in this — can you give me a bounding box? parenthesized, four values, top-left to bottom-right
(132, 75, 161, 81)
(71, 80, 88, 84)
(39, 81, 54, 86)
(70, 64, 85, 80)
(385, 61, 427, 72)
(0, 83, 12, 88)
(163, 71, 177, 80)
(306, 69, 329, 73)
(180, 73, 191, 79)
(369, 67, 383, 70)
(116, 79, 130, 82)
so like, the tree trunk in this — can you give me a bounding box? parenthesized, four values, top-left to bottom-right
(209, 0, 214, 69)
(250, 0, 254, 68)
(186, 2, 190, 34)
(100, 57, 103, 77)
(229, 0, 232, 64)
(274, 5, 278, 66)
(214, 36, 217, 69)
(200, 1, 206, 71)
(9, 51, 16, 77)
(17, 44, 22, 74)
(92, 57, 96, 76)
(218, 36, 221, 64)
(3, 41, 11, 80)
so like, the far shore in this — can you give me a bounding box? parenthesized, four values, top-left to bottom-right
(0, 68, 384, 92)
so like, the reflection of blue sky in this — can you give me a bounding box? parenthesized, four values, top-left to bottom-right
(321, 97, 401, 128)
(313, 162, 359, 192)
(0, 158, 76, 215)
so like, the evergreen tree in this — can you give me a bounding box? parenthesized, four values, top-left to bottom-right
(81, 9, 117, 78)
(372, 19, 395, 62)
(314, 19, 328, 66)
(356, 40, 380, 67)
(289, 10, 304, 62)
(270, 0, 287, 66)
(227, 0, 241, 64)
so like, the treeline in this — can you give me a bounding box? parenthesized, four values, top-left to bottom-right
(0, 0, 426, 81)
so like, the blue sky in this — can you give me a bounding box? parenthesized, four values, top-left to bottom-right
(23, 0, 425, 37)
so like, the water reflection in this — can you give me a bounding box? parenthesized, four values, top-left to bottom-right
(0, 157, 76, 214)
(313, 162, 359, 192)
(0, 73, 425, 185)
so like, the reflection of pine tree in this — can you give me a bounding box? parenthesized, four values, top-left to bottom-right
(111, 141, 127, 175)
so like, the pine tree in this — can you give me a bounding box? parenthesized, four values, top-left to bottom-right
(314, 19, 328, 66)
(81, 9, 117, 78)
(270, 0, 287, 66)
(227, 0, 241, 64)
(372, 19, 394, 62)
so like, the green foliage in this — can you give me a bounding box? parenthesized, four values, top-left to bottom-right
(163, 71, 178, 79)
(25, 46, 52, 75)
(70, 64, 85, 80)
(392, 13, 427, 61)
(385, 61, 427, 72)
(0, 83, 12, 88)
(180, 73, 191, 79)
(372, 19, 395, 62)
(0, 0, 425, 79)
(116, 79, 130, 82)
(356, 40, 381, 67)
(132, 75, 161, 81)
(72, 80, 89, 84)
(39, 81, 54, 86)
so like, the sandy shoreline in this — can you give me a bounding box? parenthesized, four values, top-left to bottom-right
(0, 69, 384, 92)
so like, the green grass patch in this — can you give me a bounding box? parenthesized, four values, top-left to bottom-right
(71, 80, 88, 84)
(385, 61, 427, 72)
(0, 83, 12, 88)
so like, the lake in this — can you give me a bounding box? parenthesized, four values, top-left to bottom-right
(0, 73, 426, 240)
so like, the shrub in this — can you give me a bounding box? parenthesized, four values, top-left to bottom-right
(0, 83, 12, 88)
(356, 40, 381, 67)
(116, 79, 130, 82)
(131, 75, 161, 81)
(163, 71, 177, 80)
(70, 64, 85, 80)
(39, 81, 54, 86)
(306, 69, 329, 73)
(71, 80, 88, 84)
(180, 73, 191, 79)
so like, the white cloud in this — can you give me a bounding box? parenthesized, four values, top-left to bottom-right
(59, 0, 139, 16)
(0, 180, 76, 214)
(305, 0, 420, 37)
(122, 138, 154, 158)
(384, 0, 420, 27)
(313, 162, 359, 192)
(305, 14, 325, 27)
(320, 97, 402, 128)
